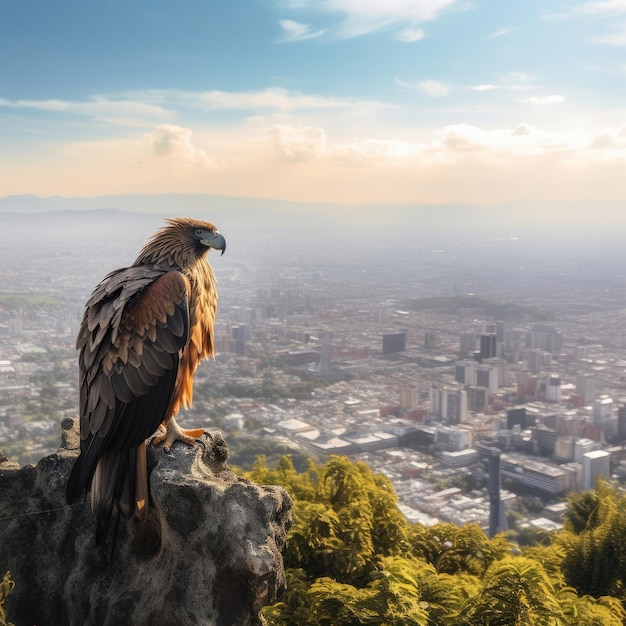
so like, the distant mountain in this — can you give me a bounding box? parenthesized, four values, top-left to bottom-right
(1, 194, 624, 246)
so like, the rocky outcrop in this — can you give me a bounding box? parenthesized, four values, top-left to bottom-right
(0, 418, 292, 626)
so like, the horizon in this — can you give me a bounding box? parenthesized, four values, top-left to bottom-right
(2, 1, 626, 214)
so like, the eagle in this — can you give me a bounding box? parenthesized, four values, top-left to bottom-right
(66, 217, 226, 543)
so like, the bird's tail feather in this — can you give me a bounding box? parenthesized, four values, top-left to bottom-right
(91, 443, 149, 545)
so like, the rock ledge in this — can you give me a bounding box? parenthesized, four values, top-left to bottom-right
(0, 418, 292, 626)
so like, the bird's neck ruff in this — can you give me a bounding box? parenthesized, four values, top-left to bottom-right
(133, 221, 212, 269)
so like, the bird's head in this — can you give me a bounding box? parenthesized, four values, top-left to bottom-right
(135, 217, 226, 268)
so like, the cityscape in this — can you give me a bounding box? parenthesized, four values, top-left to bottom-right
(3, 207, 626, 543)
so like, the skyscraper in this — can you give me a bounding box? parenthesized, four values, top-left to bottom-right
(582, 450, 610, 490)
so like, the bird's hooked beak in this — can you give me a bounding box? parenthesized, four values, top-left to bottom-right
(201, 231, 226, 256)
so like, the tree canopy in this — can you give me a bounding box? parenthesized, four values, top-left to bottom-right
(244, 456, 626, 625)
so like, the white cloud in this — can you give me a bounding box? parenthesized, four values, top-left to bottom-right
(593, 25, 626, 45)
(144, 125, 212, 168)
(487, 27, 515, 38)
(517, 95, 565, 105)
(270, 124, 327, 161)
(395, 78, 451, 96)
(512, 123, 533, 136)
(278, 0, 465, 39)
(278, 19, 325, 41)
(136, 87, 386, 115)
(571, 0, 626, 15)
(469, 82, 536, 92)
(0, 96, 170, 126)
(395, 27, 426, 42)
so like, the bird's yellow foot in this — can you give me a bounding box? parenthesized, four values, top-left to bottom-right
(151, 417, 206, 453)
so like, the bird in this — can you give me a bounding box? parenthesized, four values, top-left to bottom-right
(66, 217, 226, 544)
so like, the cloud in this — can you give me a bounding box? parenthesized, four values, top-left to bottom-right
(0, 96, 171, 126)
(593, 25, 626, 45)
(517, 95, 565, 105)
(135, 87, 386, 115)
(571, 0, 626, 15)
(395, 78, 451, 96)
(144, 125, 212, 168)
(278, 19, 325, 41)
(487, 27, 515, 38)
(395, 27, 426, 42)
(277, 0, 465, 40)
(270, 124, 327, 161)
(512, 123, 533, 136)
(469, 82, 537, 92)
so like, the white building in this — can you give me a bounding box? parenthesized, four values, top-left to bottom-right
(593, 395, 614, 424)
(582, 450, 611, 490)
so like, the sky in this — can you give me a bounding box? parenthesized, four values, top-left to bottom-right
(1, 0, 626, 208)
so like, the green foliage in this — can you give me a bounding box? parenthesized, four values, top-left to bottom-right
(0, 571, 15, 626)
(558, 479, 626, 599)
(245, 456, 626, 625)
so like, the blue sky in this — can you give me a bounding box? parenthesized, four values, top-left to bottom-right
(1, 0, 626, 209)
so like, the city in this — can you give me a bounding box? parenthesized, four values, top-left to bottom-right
(3, 208, 626, 544)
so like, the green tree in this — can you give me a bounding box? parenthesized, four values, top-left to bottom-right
(558, 480, 626, 598)
(457, 555, 562, 625)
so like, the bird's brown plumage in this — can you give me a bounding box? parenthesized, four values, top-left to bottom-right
(66, 217, 225, 543)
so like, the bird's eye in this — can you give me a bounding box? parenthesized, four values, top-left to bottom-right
(195, 229, 203, 236)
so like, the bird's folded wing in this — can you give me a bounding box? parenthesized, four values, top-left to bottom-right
(77, 268, 191, 450)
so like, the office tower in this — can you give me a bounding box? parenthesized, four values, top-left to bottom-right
(527, 349, 543, 374)
(430, 386, 468, 424)
(467, 385, 489, 412)
(424, 332, 437, 349)
(482, 357, 509, 387)
(546, 375, 561, 403)
(593, 395, 614, 424)
(576, 374, 596, 404)
(477, 365, 498, 394)
(575, 438, 598, 462)
(495, 320, 506, 342)
(480, 333, 497, 361)
(446, 388, 468, 424)
(459, 332, 477, 357)
(400, 386, 419, 411)
(488, 449, 507, 538)
(382, 331, 406, 354)
(582, 450, 610, 490)
(455, 360, 476, 385)
(507, 407, 527, 430)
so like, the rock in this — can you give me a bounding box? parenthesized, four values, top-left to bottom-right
(0, 419, 292, 626)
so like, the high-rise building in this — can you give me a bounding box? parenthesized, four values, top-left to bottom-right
(582, 450, 610, 490)
(527, 349, 543, 374)
(507, 407, 527, 430)
(477, 365, 498, 394)
(482, 357, 509, 387)
(459, 332, 477, 357)
(593, 395, 614, 424)
(545, 375, 561, 403)
(382, 332, 406, 354)
(424, 332, 437, 349)
(480, 333, 497, 360)
(400, 386, 419, 411)
(574, 438, 598, 462)
(467, 385, 489, 412)
(455, 360, 476, 385)
(429, 386, 468, 424)
(576, 374, 596, 404)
